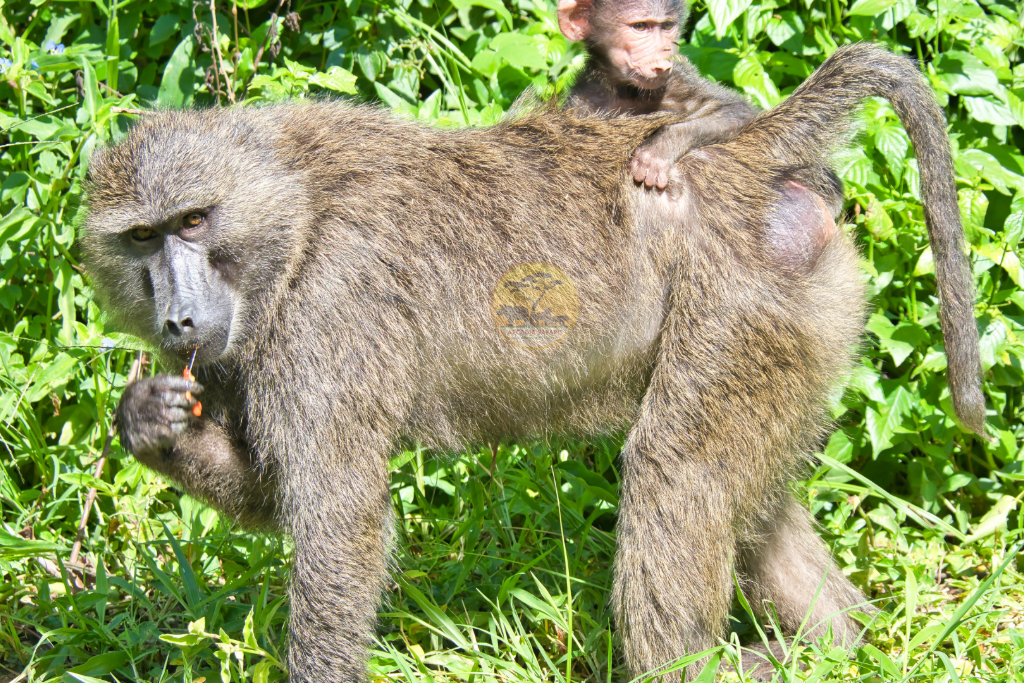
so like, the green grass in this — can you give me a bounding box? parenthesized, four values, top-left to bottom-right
(3, 0, 1024, 680)
(2, 434, 1023, 681)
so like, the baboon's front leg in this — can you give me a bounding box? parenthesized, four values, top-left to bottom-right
(283, 440, 393, 683)
(118, 375, 278, 529)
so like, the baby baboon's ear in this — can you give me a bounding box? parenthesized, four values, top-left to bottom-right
(557, 0, 593, 42)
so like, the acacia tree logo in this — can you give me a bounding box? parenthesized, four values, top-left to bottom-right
(491, 262, 578, 348)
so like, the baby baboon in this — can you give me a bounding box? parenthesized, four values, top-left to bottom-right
(82, 44, 982, 682)
(559, 0, 756, 189)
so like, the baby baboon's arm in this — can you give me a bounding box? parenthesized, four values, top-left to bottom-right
(632, 70, 757, 188)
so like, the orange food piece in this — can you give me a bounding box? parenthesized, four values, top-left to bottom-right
(183, 367, 201, 416)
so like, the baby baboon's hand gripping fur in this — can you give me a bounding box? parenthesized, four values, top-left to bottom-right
(83, 44, 982, 682)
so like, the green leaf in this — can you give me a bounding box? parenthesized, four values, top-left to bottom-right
(733, 54, 780, 108)
(106, 7, 119, 92)
(963, 97, 1019, 127)
(489, 33, 547, 71)
(253, 661, 272, 683)
(824, 430, 854, 465)
(866, 313, 920, 366)
(1003, 192, 1024, 249)
(55, 261, 76, 343)
(834, 147, 877, 188)
(849, 362, 885, 402)
(68, 652, 130, 677)
(399, 578, 472, 649)
(913, 247, 934, 276)
(1007, 91, 1024, 128)
(863, 644, 900, 677)
(865, 195, 894, 241)
(149, 16, 181, 46)
(936, 652, 963, 683)
(865, 385, 912, 454)
(908, 624, 946, 651)
(874, 122, 909, 177)
(510, 587, 567, 630)
(867, 503, 901, 536)
(937, 52, 1005, 98)
(904, 565, 918, 622)
(0, 528, 66, 558)
(940, 473, 974, 493)
(965, 494, 1017, 543)
(976, 243, 1022, 287)
(958, 149, 1024, 195)
(959, 188, 989, 234)
(449, 0, 513, 30)
(0, 207, 42, 247)
(309, 67, 358, 94)
(59, 473, 117, 496)
(977, 317, 1007, 369)
(244, 608, 259, 650)
(160, 631, 208, 647)
(765, 11, 804, 51)
(707, 0, 753, 39)
(848, 0, 897, 17)
(356, 49, 387, 82)
(157, 38, 196, 108)
(162, 522, 203, 616)
(33, 352, 78, 386)
(64, 674, 112, 683)
(374, 83, 416, 113)
(79, 57, 100, 122)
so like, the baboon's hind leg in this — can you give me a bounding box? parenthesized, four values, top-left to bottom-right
(738, 494, 872, 649)
(613, 426, 737, 682)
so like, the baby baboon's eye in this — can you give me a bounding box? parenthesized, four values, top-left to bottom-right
(631, 22, 649, 31)
(130, 227, 157, 241)
(183, 213, 204, 228)
(662, 21, 677, 31)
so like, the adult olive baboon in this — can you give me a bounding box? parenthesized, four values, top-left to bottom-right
(82, 44, 983, 681)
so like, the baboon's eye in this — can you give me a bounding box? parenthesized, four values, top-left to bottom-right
(662, 21, 677, 31)
(130, 227, 157, 241)
(183, 213, 204, 229)
(631, 22, 649, 31)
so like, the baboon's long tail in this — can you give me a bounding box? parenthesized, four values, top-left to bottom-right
(744, 43, 986, 436)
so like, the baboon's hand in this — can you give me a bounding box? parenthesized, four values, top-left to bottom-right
(630, 138, 676, 190)
(116, 374, 203, 465)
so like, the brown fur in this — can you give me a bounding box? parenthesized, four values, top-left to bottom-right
(81, 43, 980, 682)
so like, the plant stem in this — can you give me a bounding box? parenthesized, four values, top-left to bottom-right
(551, 466, 573, 683)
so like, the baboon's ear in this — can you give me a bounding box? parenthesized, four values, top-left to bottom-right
(558, 0, 593, 42)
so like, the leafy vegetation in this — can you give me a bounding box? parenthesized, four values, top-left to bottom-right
(2, 0, 1024, 680)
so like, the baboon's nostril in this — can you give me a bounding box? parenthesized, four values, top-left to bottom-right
(164, 317, 194, 337)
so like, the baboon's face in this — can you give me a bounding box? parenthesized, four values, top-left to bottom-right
(591, 0, 682, 89)
(81, 112, 306, 366)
